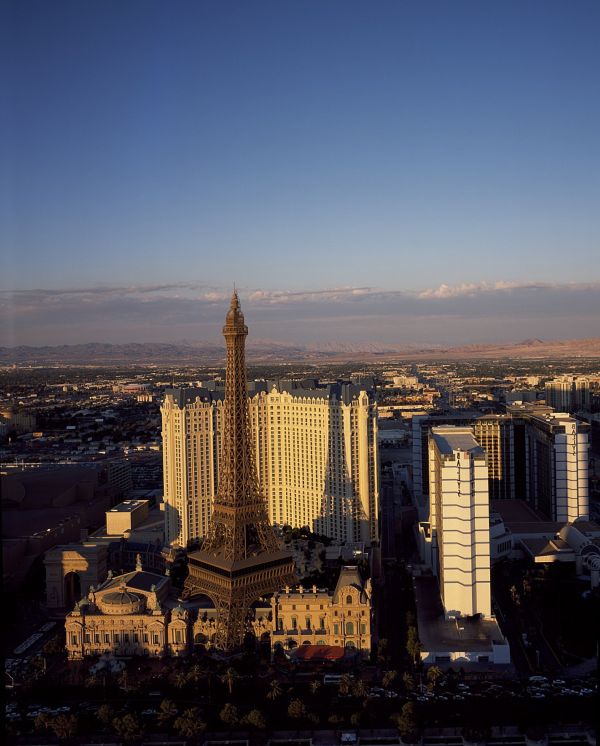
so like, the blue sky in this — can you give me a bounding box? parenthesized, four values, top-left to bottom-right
(1, 1, 599, 345)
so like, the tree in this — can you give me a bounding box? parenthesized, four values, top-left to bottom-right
(157, 698, 178, 726)
(50, 714, 79, 741)
(377, 637, 389, 662)
(338, 673, 354, 696)
(309, 679, 322, 695)
(118, 669, 129, 691)
(220, 703, 239, 727)
(84, 674, 98, 689)
(112, 713, 143, 742)
(97, 704, 114, 726)
(426, 665, 444, 688)
(510, 585, 520, 606)
(307, 712, 320, 726)
(243, 709, 267, 729)
(173, 708, 207, 738)
(406, 626, 422, 665)
(382, 669, 398, 689)
(172, 671, 188, 690)
(391, 702, 420, 743)
(352, 679, 369, 699)
(402, 672, 415, 692)
(220, 666, 239, 696)
(288, 698, 306, 720)
(34, 712, 52, 732)
(267, 679, 283, 700)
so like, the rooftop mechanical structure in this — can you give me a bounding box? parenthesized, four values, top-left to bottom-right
(182, 292, 294, 650)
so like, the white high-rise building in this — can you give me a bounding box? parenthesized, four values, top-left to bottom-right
(161, 381, 379, 548)
(427, 426, 491, 619)
(524, 412, 589, 523)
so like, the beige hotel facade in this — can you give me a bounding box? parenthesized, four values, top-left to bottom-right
(161, 381, 379, 548)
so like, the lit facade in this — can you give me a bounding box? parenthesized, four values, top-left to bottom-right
(524, 412, 589, 522)
(270, 566, 372, 657)
(65, 565, 190, 660)
(412, 406, 590, 523)
(161, 382, 379, 547)
(545, 377, 590, 412)
(427, 426, 492, 619)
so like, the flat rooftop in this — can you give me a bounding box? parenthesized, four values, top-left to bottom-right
(108, 499, 148, 513)
(490, 499, 549, 524)
(430, 427, 484, 457)
(414, 575, 506, 653)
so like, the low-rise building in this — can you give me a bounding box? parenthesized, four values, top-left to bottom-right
(65, 561, 189, 659)
(270, 566, 372, 658)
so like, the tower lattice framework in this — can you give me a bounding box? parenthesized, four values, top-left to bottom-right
(182, 292, 294, 650)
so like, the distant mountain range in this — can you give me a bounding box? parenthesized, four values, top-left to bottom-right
(2, 337, 600, 365)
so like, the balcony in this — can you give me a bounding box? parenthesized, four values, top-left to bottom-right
(286, 629, 298, 636)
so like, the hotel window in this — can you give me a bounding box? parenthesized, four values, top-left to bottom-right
(104, 634, 110, 643)
(71, 634, 78, 645)
(84, 634, 91, 643)
(143, 633, 149, 643)
(153, 634, 159, 644)
(333, 623, 339, 635)
(94, 634, 100, 643)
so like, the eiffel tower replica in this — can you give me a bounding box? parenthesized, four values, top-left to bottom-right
(182, 291, 294, 650)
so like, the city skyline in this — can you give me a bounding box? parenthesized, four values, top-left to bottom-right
(3, 0, 600, 347)
(2, 279, 600, 347)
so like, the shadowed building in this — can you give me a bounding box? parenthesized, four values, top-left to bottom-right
(182, 293, 294, 651)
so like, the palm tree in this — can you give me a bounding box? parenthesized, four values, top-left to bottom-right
(219, 703, 239, 727)
(267, 679, 283, 700)
(243, 709, 267, 729)
(173, 708, 207, 738)
(309, 679, 321, 696)
(220, 666, 239, 696)
(402, 672, 415, 692)
(288, 698, 306, 720)
(50, 714, 79, 741)
(352, 679, 369, 699)
(112, 713, 143, 742)
(338, 673, 354, 696)
(382, 669, 398, 689)
(172, 671, 188, 689)
(157, 698, 178, 726)
(427, 665, 444, 688)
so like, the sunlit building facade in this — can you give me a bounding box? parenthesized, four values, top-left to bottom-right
(161, 381, 379, 548)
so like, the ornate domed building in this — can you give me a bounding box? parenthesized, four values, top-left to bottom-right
(65, 556, 191, 659)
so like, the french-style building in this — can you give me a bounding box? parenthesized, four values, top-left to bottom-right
(65, 561, 190, 660)
(270, 566, 372, 657)
(65, 562, 373, 660)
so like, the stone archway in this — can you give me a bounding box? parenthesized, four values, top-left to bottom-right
(64, 571, 82, 609)
(44, 543, 108, 609)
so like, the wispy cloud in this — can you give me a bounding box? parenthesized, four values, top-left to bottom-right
(1, 281, 599, 346)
